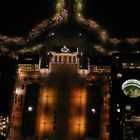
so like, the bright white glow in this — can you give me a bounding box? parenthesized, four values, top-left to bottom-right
(91, 108, 96, 113)
(117, 109, 120, 113)
(15, 88, 19, 94)
(51, 32, 55, 36)
(61, 46, 69, 52)
(117, 73, 122, 78)
(28, 106, 33, 112)
(2, 125, 6, 128)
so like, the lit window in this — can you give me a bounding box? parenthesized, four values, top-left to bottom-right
(117, 73, 122, 78)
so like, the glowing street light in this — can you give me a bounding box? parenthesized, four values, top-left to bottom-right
(28, 106, 33, 112)
(91, 108, 96, 114)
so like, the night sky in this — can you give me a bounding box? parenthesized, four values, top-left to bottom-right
(0, 0, 55, 36)
(0, 0, 140, 37)
(84, 0, 140, 37)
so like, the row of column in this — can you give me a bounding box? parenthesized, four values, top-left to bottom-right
(52, 55, 78, 63)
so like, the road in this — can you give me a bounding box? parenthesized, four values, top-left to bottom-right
(8, 74, 26, 140)
(100, 78, 110, 140)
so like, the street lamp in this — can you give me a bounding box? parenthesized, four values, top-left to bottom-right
(91, 108, 96, 114)
(28, 106, 33, 112)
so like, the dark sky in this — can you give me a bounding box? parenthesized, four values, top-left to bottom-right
(0, 0, 55, 36)
(0, 0, 140, 37)
(84, 0, 140, 37)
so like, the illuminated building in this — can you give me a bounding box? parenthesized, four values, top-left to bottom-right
(0, 0, 139, 140)
(2, 44, 110, 139)
(111, 53, 140, 140)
